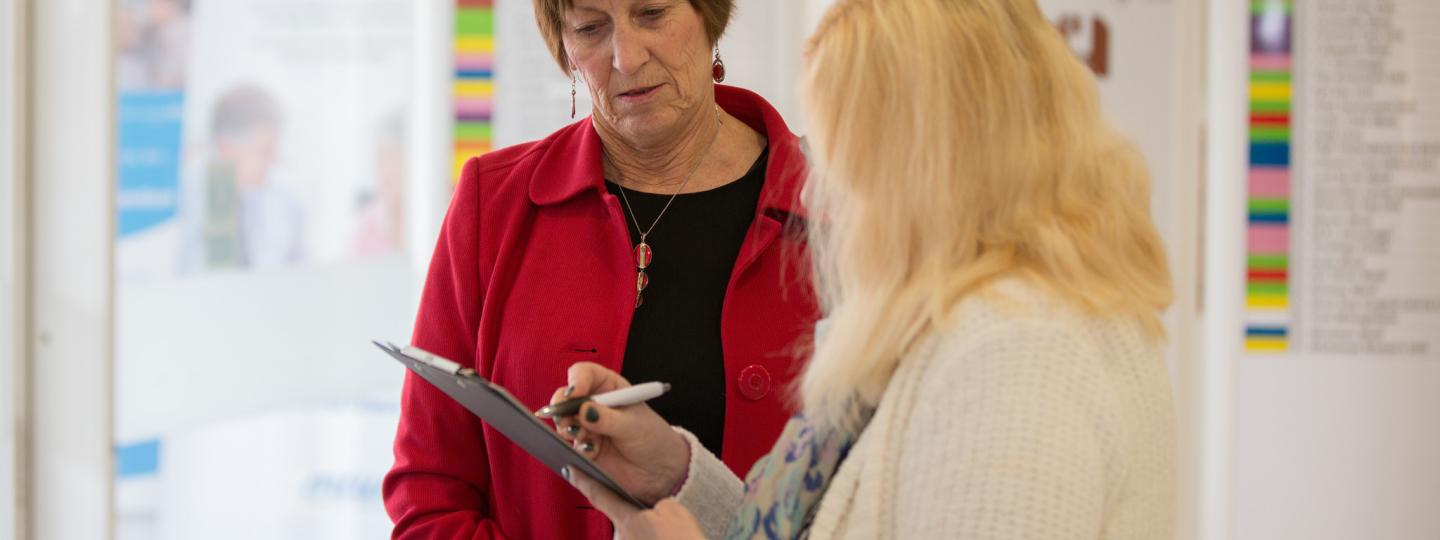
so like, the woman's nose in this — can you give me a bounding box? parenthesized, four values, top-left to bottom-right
(609, 25, 650, 76)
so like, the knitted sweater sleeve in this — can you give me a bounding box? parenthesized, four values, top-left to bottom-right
(672, 427, 745, 537)
(890, 320, 1120, 538)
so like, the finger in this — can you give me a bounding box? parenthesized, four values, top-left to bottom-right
(573, 433, 602, 458)
(566, 362, 631, 398)
(574, 403, 625, 459)
(557, 421, 582, 442)
(577, 401, 651, 442)
(565, 465, 638, 525)
(549, 385, 571, 407)
(549, 387, 583, 440)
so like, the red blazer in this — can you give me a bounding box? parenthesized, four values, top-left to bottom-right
(383, 85, 818, 539)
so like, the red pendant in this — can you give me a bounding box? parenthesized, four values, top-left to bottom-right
(634, 243, 653, 269)
(636, 270, 650, 292)
(712, 60, 726, 83)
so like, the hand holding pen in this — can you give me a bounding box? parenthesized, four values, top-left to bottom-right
(537, 381, 670, 418)
(546, 362, 690, 506)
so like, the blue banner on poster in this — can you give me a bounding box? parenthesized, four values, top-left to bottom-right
(116, 438, 161, 478)
(117, 91, 184, 238)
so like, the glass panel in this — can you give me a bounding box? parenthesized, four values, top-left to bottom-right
(0, 0, 18, 534)
(113, 1, 423, 538)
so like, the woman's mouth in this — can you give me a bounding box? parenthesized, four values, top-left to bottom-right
(617, 85, 661, 103)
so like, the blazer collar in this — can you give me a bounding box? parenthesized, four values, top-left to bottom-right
(528, 85, 808, 220)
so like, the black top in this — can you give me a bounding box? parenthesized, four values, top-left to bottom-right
(605, 148, 769, 458)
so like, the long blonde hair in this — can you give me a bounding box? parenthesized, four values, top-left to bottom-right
(799, 0, 1172, 430)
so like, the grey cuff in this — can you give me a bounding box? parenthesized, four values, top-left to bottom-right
(671, 426, 744, 538)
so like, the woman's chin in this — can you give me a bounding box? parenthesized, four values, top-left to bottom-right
(607, 110, 687, 146)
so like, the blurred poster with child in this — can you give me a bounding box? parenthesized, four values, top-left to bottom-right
(113, 1, 417, 539)
(116, 0, 413, 282)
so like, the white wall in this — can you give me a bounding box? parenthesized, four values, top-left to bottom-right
(29, 0, 114, 538)
(1, 0, 23, 536)
(717, 0, 809, 128)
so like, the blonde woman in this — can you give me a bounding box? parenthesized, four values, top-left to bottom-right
(549, 0, 1177, 537)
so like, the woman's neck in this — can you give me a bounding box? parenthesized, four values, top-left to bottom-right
(598, 108, 768, 195)
(597, 105, 722, 192)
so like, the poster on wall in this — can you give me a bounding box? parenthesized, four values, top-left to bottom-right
(113, 1, 417, 539)
(115, 0, 189, 280)
(1242, 0, 1440, 358)
(1287, 0, 1440, 359)
(116, 0, 414, 283)
(1243, 0, 1294, 353)
(453, 0, 496, 180)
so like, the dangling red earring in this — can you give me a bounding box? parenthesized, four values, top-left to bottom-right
(570, 70, 578, 119)
(711, 46, 726, 83)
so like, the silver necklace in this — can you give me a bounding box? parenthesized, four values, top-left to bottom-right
(611, 105, 724, 308)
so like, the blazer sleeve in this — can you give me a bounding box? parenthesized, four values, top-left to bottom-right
(382, 158, 506, 539)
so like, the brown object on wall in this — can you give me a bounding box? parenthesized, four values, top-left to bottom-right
(1087, 17, 1109, 77)
(1055, 14, 1110, 78)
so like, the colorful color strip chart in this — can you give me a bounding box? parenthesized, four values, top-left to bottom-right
(454, 0, 495, 180)
(1245, 0, 1293, 353)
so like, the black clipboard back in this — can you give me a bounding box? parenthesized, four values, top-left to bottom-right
(375, 341, 649, 509)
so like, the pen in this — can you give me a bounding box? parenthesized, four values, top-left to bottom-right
(535, 381, 671, 418)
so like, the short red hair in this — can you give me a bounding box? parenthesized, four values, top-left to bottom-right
(531, 0, 735, 74)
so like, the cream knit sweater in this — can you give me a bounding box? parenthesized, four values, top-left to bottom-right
(674, 279, 1177, 539)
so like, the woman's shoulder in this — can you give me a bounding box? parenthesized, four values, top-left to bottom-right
(917, 277, 1159, 377)
(954, 277, 1150, 334)
(886, 277, 1167, 449)
(460, 120, 589, 182)
(462, 141, 541, 178)
(941, 278, 1086, 337)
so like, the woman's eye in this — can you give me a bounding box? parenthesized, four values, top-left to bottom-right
(640, 7, 666, 20)
(575, 24, 601, 36)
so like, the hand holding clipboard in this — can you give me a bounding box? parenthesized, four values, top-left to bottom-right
(374, 341, 651, 509)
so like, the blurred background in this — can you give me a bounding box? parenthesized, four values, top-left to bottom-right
(1, 0, 1437, 538)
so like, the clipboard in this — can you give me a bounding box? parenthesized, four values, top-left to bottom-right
(374, 341, 650, 509)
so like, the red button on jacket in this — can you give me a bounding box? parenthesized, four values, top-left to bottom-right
(383, 85, 819, 540)
(738, 364, 772, 401)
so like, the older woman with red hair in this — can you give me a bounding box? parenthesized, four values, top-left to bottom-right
(382, 1, 818, 538)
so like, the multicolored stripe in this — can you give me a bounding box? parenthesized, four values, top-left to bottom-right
(454, 0, 494, 180)
(1246, 0, 1293, 353)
